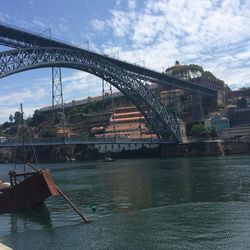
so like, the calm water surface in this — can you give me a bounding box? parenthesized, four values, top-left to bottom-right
(1, 155, 250, 249)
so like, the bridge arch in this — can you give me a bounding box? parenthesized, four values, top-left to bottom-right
(0, 47, 181, 142)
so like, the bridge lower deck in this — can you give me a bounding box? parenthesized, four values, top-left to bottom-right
(0, 138, 176, 148)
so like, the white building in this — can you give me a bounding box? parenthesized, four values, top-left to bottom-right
(95, 143, 159, 154)
(221, 125, 250, 141)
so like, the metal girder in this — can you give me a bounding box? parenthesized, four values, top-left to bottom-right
(0, 23, 67, 49)
(52, 67, 66, 133)
(0, 47, 181, 142)
(0, 23, 220, 96)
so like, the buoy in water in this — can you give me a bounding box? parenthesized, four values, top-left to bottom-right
(91, 205, 96, 213)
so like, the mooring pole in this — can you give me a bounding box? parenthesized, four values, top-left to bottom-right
(56, 186, 91, 223)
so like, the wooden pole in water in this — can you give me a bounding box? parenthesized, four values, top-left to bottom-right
(56, 185, 91, 223)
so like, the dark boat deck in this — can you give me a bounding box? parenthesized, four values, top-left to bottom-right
(0, 170, 59, 215)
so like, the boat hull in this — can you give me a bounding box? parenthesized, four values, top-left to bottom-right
(0, 170, 59, 215)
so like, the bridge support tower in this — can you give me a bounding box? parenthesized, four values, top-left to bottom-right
(52, 67, 65, 137)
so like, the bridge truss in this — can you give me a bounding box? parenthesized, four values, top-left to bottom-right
(0, 47, 181, 141)
(0, 23, 220, 95)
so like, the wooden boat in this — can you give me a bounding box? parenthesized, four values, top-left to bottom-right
(0, 104, 90, 223)
(0, 169, 59, 215)
(0, 104, 59, 215)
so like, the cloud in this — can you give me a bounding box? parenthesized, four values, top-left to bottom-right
(0, 12, 70, 41)
(91, 19, 106, 32)
(128, 0, 136, 10)
(0, 106, 37, 121)
(0, 75, 51, 122)
(0, 81, 48, 107)
(110, 10, 134, 37)
(1, 0, 250, 123)
(116, 0, 121, 7)
(32, 20, 47, 29)
(0, 68, 108, 123)
(0, 12, 11, 23)
(63, 71, 103, 101)
(91, 0, 250, 88)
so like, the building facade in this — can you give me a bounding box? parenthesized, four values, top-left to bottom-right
(205, 113, 230, 133)
(92, 106, 157, 139)
(221, 125, 250, 141)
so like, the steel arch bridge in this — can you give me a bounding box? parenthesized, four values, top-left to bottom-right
(0, 22, 224, 143)
(0, 47, 181, 142)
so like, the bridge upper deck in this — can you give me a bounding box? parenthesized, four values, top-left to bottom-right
(0, 23, 220, 96)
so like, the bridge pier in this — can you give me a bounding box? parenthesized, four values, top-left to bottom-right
(191, 92, 204, 122)
(52, 67, 66, 136)
(217, 90, 226, 105)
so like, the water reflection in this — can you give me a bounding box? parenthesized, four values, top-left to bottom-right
(9, 204, 52, 233)
(42, 156, 250, 217)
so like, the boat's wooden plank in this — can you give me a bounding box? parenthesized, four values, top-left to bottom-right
(56, 185, 91, 223)
(41, 170, 60, 196)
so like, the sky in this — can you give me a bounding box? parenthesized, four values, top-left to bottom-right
(0, 0, 250, 122)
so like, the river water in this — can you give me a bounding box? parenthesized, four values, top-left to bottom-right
(1, 155, 250, 249)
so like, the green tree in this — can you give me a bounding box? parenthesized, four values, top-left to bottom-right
(67, 107, 80, 116)
(14, 111, 22, 124)
(40, 128, 54, 138)
(190, 124, 210, 138)
(31, 110, 48, 126)
(9, 114, 14, 123)
(208, 127, 217, 138)
(165, 63, 225, 86)
(224, 84, 232, 92)
(1, 122, 10, 129)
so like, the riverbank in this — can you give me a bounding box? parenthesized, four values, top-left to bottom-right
(1, 141, 249, 163)
(161, 141, 250, 157)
